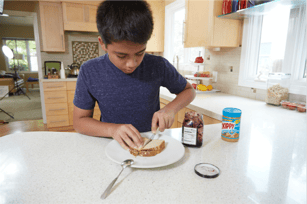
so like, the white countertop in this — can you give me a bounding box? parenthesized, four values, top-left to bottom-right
(0, 87, 305, 203)
(0, 120, 306, 203)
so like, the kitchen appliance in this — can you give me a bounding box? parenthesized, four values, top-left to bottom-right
(66, 63, 80, 76)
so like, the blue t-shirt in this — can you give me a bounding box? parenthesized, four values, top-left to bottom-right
(73, 53, 187, 133)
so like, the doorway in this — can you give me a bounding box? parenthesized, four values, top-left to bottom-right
(0, 10, 44, 122)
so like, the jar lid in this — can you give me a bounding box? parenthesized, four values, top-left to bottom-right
(194, 163, 220, 179)
(223, 107, 242, 118)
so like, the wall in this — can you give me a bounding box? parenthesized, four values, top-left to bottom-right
(177, 47, 305, 103)
(40, 31, 106, 75)
(205, 47, 306, 103)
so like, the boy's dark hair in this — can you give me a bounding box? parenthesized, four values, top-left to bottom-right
(96, 0, 154, 46)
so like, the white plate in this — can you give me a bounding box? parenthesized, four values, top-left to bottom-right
(105, 132, 185, 168)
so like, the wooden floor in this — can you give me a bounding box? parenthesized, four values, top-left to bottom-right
(0, 119, 76, 137)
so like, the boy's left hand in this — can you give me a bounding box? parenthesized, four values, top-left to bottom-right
(151, 107, 175, 133)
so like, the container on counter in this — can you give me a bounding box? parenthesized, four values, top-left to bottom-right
(182, 111, 203, 147)
(221, 107, 242, 142)
(265, 73, 290, 106)
(297, 103, 306, 112)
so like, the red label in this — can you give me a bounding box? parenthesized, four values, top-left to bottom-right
(222, 122, 235, 129)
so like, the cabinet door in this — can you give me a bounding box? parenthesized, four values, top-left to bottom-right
(38, 2, 65, 52)
(62, 2, 98, 32)
(184, 0, 241, 48)
(146, 0, 165, 52)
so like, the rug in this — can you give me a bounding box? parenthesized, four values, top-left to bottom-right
(0, 89, 42, 122)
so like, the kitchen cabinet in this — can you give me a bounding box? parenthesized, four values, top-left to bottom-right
(62, 2, 98, 32)
(43, 82, 69, 128)
(146, 0, 165, 52)
(43, 80, 100, 128)
(184, 0, 242, 48)
(160, 97, 221, 128)
(36, 2, 65, 52)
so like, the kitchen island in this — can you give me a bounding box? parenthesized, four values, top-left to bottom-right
(0, 112, 305, 204)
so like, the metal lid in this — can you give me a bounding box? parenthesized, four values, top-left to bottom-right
(194, 163, 220, 179)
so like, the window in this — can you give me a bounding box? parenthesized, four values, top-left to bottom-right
(238, 5, 306, 95)
(164, 0, 204, 68)
(2, 38, 38, 72)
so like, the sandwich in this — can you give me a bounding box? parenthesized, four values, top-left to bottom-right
(130, 137, 165, 157)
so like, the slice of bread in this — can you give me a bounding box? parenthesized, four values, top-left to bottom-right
(130, 137, 165, 157)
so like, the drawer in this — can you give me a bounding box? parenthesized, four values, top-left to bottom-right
(46, 115, 69, 128)
(67, 81, 76, 91)
(45, 103, 68, 116)
(44, 91, 67, 104)
(67, 90, 75, 104)
(43, 82, 67, 92)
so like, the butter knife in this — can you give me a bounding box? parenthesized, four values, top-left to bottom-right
(142, 128, 159, 148)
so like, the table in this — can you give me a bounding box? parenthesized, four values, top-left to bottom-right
(0, 125, 305, 204)
(25, 81, 39, 92)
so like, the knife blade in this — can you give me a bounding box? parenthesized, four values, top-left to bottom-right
(142, 128, 159, 148)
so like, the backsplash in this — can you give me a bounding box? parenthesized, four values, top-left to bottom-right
(177, 47, 306, 103)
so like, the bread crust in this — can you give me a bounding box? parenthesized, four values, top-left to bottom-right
(130, 139, 165, 157)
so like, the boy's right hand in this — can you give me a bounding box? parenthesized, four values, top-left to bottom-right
(111, 124, 143, 150)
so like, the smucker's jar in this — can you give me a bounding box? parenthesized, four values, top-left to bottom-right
(182, 111, 203, 147)
(221, 108, 242, 142)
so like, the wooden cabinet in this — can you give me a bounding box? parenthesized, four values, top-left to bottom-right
(43, 82, 69, 128)
(36, 2, 65, 52)
(160, 97, 221, 129)
(62, 2, 98, 32)
(184, 0, 242, 48)
(43, 81, 100, 128)
(146, 0, 165, 52)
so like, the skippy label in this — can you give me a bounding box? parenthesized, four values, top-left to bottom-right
(221, 108, 242, 140)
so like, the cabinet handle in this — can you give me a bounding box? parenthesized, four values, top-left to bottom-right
(50, 120, 67, 123)
(62, 34, 64, 48)
(49, 108, 66, 111)
(47, 97, 65, 99)
(46, 86, 64, 88)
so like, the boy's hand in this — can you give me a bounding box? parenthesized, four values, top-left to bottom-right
(112, 124, 143, 150)
(151, 107, 175, 133)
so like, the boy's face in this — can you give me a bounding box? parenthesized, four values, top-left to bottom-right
(98, 37, 146, 74)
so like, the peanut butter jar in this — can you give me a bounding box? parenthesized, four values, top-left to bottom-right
(221, 107, 242, 142)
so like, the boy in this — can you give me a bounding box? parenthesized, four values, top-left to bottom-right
(73, 0, 196, 150)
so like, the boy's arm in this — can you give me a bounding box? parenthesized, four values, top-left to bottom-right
(73, 106, 144, 150)
(151, 81, 196, 133)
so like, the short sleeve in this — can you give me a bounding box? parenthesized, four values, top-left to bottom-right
(73, 66, 96, 110)
(161, 58, 187, 94)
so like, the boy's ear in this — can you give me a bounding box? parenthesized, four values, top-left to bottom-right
(98, 36, 107, 52)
